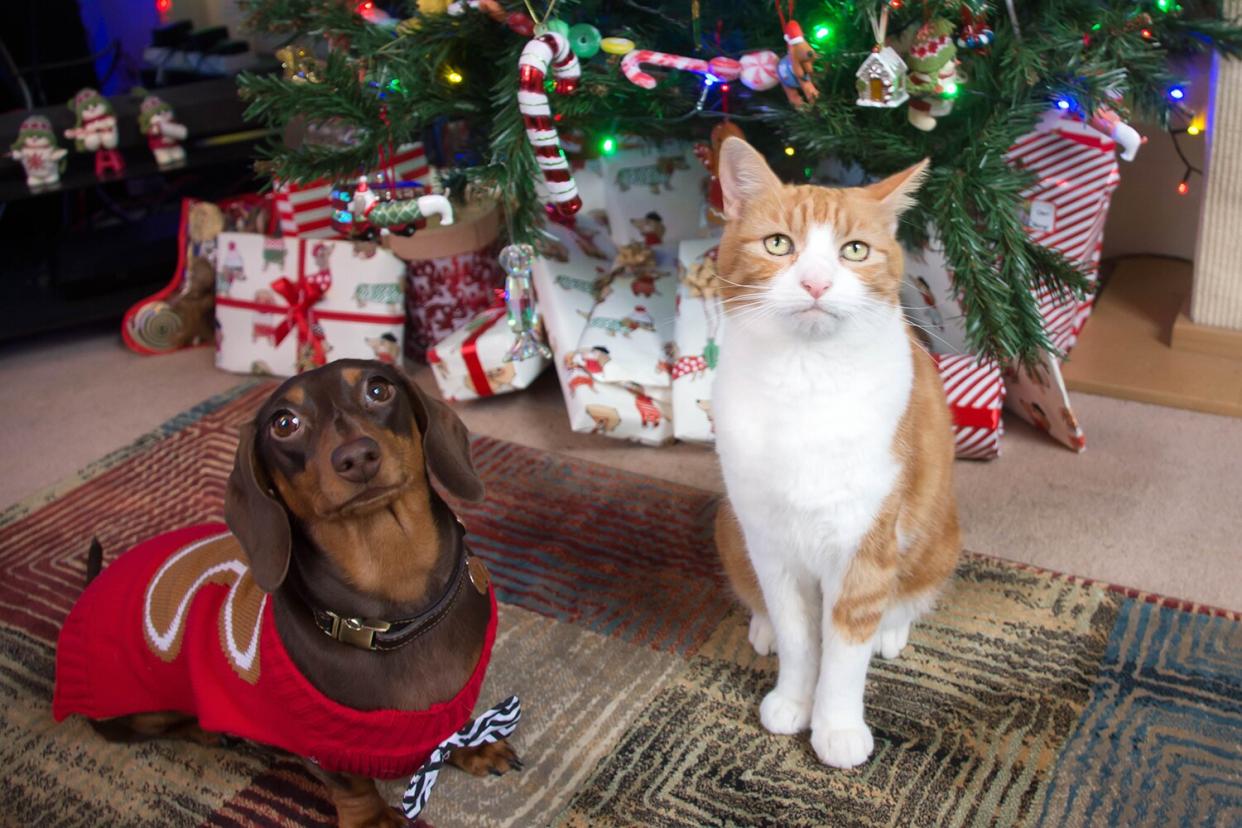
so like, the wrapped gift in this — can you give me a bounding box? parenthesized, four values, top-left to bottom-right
(933, 354, 1006, 460)
(214, 233, 406, 376)
(532, 214, 678, 445)
(672, 238, 726, 443)
(385, 201, 505, 361)
(901, 113, 1121, 453)
(273, 143, 430, 238)
(598, 140, 710, 248)
(426, 305, 549, 402)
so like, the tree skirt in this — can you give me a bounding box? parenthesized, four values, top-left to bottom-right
(1, 383, 1238, 827)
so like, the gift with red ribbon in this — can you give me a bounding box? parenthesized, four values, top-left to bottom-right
(214, 233, 407, 376)
(426, 300, 549, 403)
(932, 353, 1005, 460)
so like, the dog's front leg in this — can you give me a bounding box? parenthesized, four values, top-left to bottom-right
(309, 766, 405, 828)
(447, 737, 522, 776)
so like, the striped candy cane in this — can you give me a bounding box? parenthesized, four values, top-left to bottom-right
(620, 49, 710, 89)
(519, 32, 582, 216)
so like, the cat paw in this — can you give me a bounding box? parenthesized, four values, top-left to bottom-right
(811, 723, 874, 769)
(748, 614, 775, 656)
(872, 624, 910, 659)
(759, 690, 812, 735)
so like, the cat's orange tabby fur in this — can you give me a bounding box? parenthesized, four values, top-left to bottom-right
(711, 137, 960, 768)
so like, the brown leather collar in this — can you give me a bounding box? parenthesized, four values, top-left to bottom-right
(299, 522, 476, 652)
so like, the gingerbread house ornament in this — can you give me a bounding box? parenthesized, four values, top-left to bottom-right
(855, 46, 908, 108)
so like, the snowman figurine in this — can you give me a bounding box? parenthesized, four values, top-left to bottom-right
(138, 94, 188, 168)
(64, 87, 124, 177)
(9, 115, 68, 189)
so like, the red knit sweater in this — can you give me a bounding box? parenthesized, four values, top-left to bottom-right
(53, 523, 496, 779)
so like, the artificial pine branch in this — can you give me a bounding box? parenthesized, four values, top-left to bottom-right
(236, 0, 1242, 365)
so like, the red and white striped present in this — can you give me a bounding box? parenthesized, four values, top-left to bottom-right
(273, 143, 431, 238)
(933, 354, 1005, 460)
(902, 112, 1124, 455)
(1006, 115, 1121, 354)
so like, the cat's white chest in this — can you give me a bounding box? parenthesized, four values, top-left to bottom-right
(714, 327, 911, 562)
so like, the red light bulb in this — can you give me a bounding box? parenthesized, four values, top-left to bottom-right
(1177, 180, 1189, 195)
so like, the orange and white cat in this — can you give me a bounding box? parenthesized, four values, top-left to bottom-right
(712, 137, 960, 769)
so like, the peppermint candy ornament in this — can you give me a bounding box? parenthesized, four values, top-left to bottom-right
(518, 32, 582, 216)
(739, 50, 780, 90)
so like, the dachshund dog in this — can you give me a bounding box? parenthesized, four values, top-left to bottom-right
(53, 360, 518, 827)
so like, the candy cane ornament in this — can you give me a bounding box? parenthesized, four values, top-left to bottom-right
(518, 32, 583, 216)
(620, 49, 710, 89)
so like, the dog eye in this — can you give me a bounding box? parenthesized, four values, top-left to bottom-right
(270, 410, 300, 439)
(366, 377, 395, 403)
(840, 241, 870, 262)
(762, 234, 794, 256)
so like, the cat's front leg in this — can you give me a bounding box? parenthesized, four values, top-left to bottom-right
(811, 620, 876, 769)
(811, 546, 894, 769)
(750, 555, 820, 735)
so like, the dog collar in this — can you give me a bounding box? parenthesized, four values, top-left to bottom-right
(303, 528, 492, 652)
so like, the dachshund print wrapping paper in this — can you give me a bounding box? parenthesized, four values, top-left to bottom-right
(214, 234, 407, 377)
(532, 214, 679, 446)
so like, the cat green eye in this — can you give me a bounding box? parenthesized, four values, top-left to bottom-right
(840, 241, 870, 262)
(762, 234, 794, 256)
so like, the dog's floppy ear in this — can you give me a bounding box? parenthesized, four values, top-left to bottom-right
(225, 422, 292, 592)
(399, 374, 485, 502)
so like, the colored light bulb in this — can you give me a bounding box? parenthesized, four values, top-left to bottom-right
(812, 23, 833, 44)
(942, 80, 959, 98)
(1177, 179, 1189, 195)
(446, 69, 463, 84)
(1169, 85, 1185, 100)
(600, 136, 617, 156)
(784, 146, 796, 156)
(1056, 98, 1071, 111)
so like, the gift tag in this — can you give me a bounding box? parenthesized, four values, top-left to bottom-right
(1026, 200, 1056, 233)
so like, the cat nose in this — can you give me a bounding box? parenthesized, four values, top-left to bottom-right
(801, 279, 831, 300)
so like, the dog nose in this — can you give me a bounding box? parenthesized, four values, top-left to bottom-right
(332, 437, 381, 483)
(801, 279, 831, 300)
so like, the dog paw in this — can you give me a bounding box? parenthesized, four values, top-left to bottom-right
(759, 690, 812, 735)
(811, 723, 874, 769)
(872, 624, 910, 659)
(447, 738, 523, 777)
(748, 614, 775, 656)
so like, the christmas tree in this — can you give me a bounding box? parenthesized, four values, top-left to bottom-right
(237, 0, 1242, 364)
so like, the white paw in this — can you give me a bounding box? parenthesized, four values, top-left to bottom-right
(759, 690, 812, 735)
(873, 624, 910, 659)
(811, 723, 874, 769)
(748, 614, 775, 656)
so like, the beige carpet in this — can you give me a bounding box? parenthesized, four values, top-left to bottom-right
(1, 325, 1238, 610)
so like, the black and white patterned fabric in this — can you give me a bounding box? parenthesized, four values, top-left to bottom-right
(401, 695, 521, 819)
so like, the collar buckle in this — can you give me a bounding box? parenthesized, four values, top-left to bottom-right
(326, 612, 392, 650)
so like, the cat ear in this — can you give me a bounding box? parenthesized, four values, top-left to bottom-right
(719, 137, 782, 220)
(863, 159, 930, 219)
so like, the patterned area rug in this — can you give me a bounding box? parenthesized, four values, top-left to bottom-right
(1, 383, 1239, 827)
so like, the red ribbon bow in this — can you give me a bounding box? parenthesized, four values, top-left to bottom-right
(269, 274, 328, 367)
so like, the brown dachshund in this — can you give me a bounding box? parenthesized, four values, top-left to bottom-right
(57, 360, 519, 827)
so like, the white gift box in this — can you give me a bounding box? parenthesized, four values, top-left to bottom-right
(214, 233, 406, 376)
(672, 238, 726, 443)
(598, 141, 710, 249)
(532, 215, 678, 445)
(426, 306, 549, 402)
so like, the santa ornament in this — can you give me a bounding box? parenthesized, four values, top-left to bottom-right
(905, 18, 959, 131)
(137, 94, 188, 168)
(9, 115, 68, 189)
(64, 87, 124, 177)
